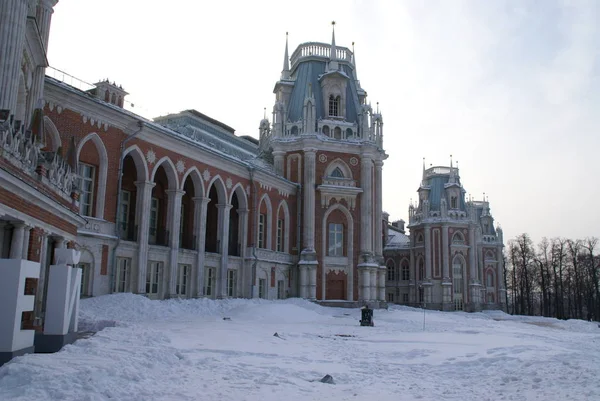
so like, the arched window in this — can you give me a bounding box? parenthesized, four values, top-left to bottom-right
(452, 256, 465, 310)
(322, 125, 330, 136)
(452, 231, 465, 244)
(290, 125, 298, 136)
(330, 167, 344, 178)
(334, 127, 342, 139)
(328, 223, 344, 256)
(111, 93, 117, 104)
(104, 90, 110, 102)
(416, 233, 424, 244)
(346, 128, 353, 139)
(450, 196, 457, 209)
(401, 259, 410, 280)
(386, 259, 396, 281)
(418, 258, 425, 281)
(328, 95, 340, 117)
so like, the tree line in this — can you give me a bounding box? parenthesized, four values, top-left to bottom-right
(505, 234, 600, 321)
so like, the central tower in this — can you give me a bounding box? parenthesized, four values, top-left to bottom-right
(260, 24, 387, 302)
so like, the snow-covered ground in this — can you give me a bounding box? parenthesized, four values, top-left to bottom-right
(1, 295, 599, 401)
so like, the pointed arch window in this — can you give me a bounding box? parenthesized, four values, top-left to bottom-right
(328, 95, 340, 117)
(450, 196, 457, 209)
(330, 167, 344, 178)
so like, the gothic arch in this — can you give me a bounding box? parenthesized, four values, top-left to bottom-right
(229, 183, 248, 209)
(43, 116, 61, 152)
(257, 193, 273, 249)
(122, 145, 149, 182)
(324, 158, 353, 179)
(206, 175, 227, 204)
(151, 156, 179, 190)
(180, 166, 205, 197)
(321, 202, 354, 300)
(400, 257, 410, 280)
(452, 231, 465, 243)
(77, 132, 109, 218)
(386, 258, 396, 281)
(276, 200, 290, 253)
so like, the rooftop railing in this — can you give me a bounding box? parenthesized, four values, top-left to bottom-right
(290, 42, 353, 69)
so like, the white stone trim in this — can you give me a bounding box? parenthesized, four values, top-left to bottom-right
(76, 132, 108, 219)
(321, 202, 354, 300)
(150, 156, 179, 190)
(122, 144, 149, 182)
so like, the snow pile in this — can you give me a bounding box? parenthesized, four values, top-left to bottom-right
(1, 295, 599, 401)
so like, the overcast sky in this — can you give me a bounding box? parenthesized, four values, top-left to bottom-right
(47, 0, 599, 244)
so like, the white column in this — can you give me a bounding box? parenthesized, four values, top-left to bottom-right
(0, 0, 28, 112)
(237, 209, 249, 296)
(21, 225, 31, 260)
(217, 204, 232, 298)
(166, 189, 184, 297)
(9, 222, 26, 259)
(308, 266, 317, 299)
(299, 265, 308, 298)
(135, 181, 155, 294)
(442, 225, 449, 279)
(302, 148, 317, 251)
(360, 156, 373, 255)
(424, 226, 432, 279)
(469, 226, 477, 281)
(34, 230, 49, 319)
(374, 160, 383, 256)
(378, 268, 386, 301)
(360, 268, 370, 301)
(369, 268, 377, 300)
(193, 197, 210, 297)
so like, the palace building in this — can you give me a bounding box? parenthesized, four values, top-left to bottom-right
(383, 162, 506, 312)
(0, 0, 391, 341)
(0, 2, 504, 363)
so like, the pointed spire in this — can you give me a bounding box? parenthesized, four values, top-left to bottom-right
(421, 157, 427, 187)
(281, 32, 290, 80)
(330, 21, 337, 60)
(352, 41, 355, 65)
(263, 107, 266, 120)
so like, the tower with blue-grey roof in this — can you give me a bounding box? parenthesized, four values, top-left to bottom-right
(260, 23, 387, 304)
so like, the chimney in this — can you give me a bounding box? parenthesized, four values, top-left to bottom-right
(91, 79, 129, 108)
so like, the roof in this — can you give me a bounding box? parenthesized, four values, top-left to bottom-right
(385, 227, 410, 250)
(286, 60, 360, 124)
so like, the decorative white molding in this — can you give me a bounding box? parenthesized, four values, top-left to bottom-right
(176, 159, 185, 174)
(145, 149, 156, 165)
(318, 153, 327, 163)
(349, 157, 358, 166)
(202, 168, 211, 182)
(225, 177, 233, 189)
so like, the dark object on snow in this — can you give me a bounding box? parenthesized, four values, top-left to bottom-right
(320, 374, 335, 384)
(273, 332, 282, 338)
(360, 306, 374, 327)
(223, 317, 231, 321)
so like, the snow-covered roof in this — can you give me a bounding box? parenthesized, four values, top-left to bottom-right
(385, 227, 410, 250)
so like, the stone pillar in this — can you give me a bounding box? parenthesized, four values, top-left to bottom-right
(373, 160, 383, 257)
(302, 148, 316, 251)
(0, 0, 28, 113)
(377, 268, 386, 301)
(237, 209, 249, 296)
(359, 155, 373, 255)
(134, 181, 155, 294)
(469, 226, 477, 282)
(360, 267, 370, 301)
(21, 225, 31, 260)
(299, 265, 308, 298)
(424, 226, 432, 279)
(193, 197, 210, 297)
(9, 223, 26, 259)
(442, 225, 449, 279)
(308, 266, 317, 300)
(166, 189, 184, 297)
(369, 268, 377, 300)
(217, 204, 232, 298)
(273, 151, 285, 176)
